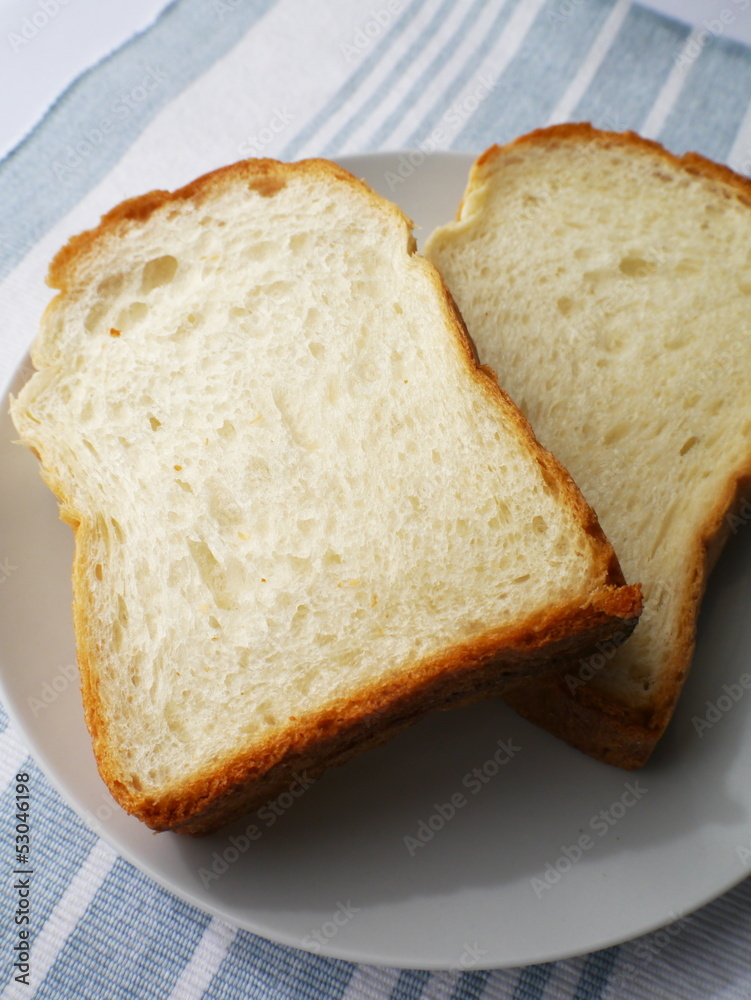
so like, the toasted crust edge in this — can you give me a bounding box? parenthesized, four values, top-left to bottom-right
(460, 123, 751, 767)
(20, 154, 641, 832)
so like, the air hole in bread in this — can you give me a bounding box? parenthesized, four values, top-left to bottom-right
(664, 334, 692, 350)
(619, 255, 655, 277)
(291, 605, 309, 631)
(96, 273, 124, 296)
(322, 549, 341, 568)
(602, 422, 629, 446)
(289, 233, 310, 253)
(674, 258, 701, 276)
(141, 255, 178, 292)
(188, 539, 235, 610)
(245, 241, 277, 261)
(117, 595, 128, 626)
(538, 463, 561, 498)
(148, 415, 161, 431)
(115, 301, 148, 331)
(84, 301, 108, 334)
(679, 436, 698, 456)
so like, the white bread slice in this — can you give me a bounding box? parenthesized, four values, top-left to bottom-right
(11, 157, 639, 833)
(424, 124, 751, 767)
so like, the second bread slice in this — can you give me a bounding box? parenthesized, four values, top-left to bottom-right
(425, 125, 751, 767)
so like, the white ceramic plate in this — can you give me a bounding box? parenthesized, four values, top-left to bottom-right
(1, 152, 750, 970)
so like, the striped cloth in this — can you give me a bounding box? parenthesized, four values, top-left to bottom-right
(1, 0, 751, 996)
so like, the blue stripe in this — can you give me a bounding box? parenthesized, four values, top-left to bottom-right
(451, 970, 492, 998)
(657, 37, 751, 162)
(512, 963, 553, 1000)
(202, 928, 353, 1000)
(573, 947, 619, 1000)
(323, 0, 463, 156)
(451, 0, 615, 150)
(570, 4, 689, 131)
(0, 0, 279, 286)
(0, 757, 97, 994)
(390, 969, 431, 998)
(281, 0, 433, 160)
(405, 0, 520, 149)
(34, 858, 211, 1000)
(354, 0, 489, 151)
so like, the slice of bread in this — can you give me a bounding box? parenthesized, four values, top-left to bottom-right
(11, 157, 639, 834)
(424, 124, 751, 767)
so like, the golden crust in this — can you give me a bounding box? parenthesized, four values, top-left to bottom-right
(27, 155, 640, 832)
(468, 124, 751, 767)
